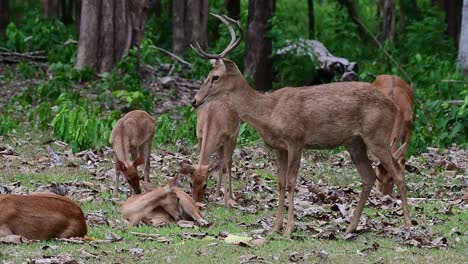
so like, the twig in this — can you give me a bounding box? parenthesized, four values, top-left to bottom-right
(129, 232, 161, 238)
(441, 79, 467, 84)
(444, 100, 464, 105)
(354, 18, 414, 88)
(149, 45, 192, 68)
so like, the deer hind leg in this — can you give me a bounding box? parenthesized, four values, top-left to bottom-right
(284, 147, 302, 238)
(273, 149, 288, 233)
(365, 138, 412, 228)
(143, 138, 153, 182)
(215, 148, 224, 200)
(223, 138, 237, 206)
(345, 137, 376, 233)
(113, 164, 120, 197)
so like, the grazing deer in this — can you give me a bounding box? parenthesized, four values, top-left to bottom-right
(190, 14, 412, 237)
(110, 110, 156, 196)
(180, 97, 240, 205)
(121, 177, 208, 227)
(0, 193, 87, 240)
(373, 75, 414, 195)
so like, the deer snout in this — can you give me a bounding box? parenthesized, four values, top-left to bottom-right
(191, 99, 197, 107)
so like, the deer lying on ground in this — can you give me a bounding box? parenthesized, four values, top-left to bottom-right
(373, 75, 414, 195)
(121, 176, 208, 227)
(190, 14, 412, 237)
(0, 193, 87, 240)
(180, 97, 240, 206)
(110, 110, 156, 196)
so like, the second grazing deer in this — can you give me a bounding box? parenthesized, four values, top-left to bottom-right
(373, 75, 414, 195)
(180, 96, 240, 205)
(190, 14, 412, 237)
(110, 110, 156, 196)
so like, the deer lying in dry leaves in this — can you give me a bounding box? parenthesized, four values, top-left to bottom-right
(110, 110, 156, 196)
(0, 193, 87, 240)
(190, 14, 412, 237)
(180, 96, 240, 206)
(121, 176, 208, 227)
(373, 75, 414, 195)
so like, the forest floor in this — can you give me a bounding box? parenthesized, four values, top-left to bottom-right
(0, 131, 467, 264)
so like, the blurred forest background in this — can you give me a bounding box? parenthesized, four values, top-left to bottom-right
(0, 0, 466, 155)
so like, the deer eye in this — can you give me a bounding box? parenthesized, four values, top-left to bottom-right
(212, 75, 219, 82)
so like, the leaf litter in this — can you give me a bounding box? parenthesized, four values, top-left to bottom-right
(0, 139, 465, 254)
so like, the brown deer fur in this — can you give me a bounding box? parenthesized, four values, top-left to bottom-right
(0, 193, 87, 240)
(192, 59, 412, 237)
(180, 97, 240, 205)
(373, 75, 414, 195)
(110, 110, 156, 195)
(121, 179, 207, 227)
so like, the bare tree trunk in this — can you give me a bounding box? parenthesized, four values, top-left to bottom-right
(244, 0, 276, 91)
(0, 0, 9, 37)
(459, 0, 468, 74)
(75, 0, 82, 38)
(225, 0, 240, 20)
(444, 0, 463, 47)
(337, 0, 369, 41)
(172, 0, 186, 55)
(308, 0, 315, 38)
(172, 0, 209, 55)
(61, 0, 74, 24)
(377, 0, 396, 42)
(75, 0, 149, 73)
(41, 0, 61, 18)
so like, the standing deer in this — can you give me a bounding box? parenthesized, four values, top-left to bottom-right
(373, 75, 414, 195)
(190, 14, 412, 237)
(180, 97, 240, 205)
(121, 176, 208, 227)
(0, 193, 87, 240)
(110, 110, 156, 196)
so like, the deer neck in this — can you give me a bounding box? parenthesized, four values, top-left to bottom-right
(226, 80, 274, 133)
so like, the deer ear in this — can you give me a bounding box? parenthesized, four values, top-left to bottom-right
(209, 159, 224, 172)
(179, 162, 195, 176)
(141, 181, 156, 192)
(116, 160, 127, 172)
(133, 156, 145, 167)
(393, 142, 408, 161)
(165, 175, 179, 192)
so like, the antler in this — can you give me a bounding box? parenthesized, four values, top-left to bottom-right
(190, 13, 243, 59)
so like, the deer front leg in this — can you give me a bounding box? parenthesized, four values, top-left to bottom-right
(284, 148, 302, 238)
(114, 165, 120, 197)
(273, 150, 288, 233)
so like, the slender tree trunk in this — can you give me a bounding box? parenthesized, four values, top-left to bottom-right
(61, 0, 74, 24)
(337, 0, 369, 41)
(0, 0, 9, 37)
(41, 0, 61, 18)
(172, 0, 209, 55)
(75, 0, 82, 38)
(443, 0, 463, 47)
(376, 0, 396, 42)
(75, 0, 149, 73)
(225, 0, 240, 20)
(308, 0, 315, 38)
(459, 0, 468, 74)
(244, 0, 276, 91)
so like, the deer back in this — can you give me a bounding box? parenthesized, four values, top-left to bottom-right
(0, 193, 87, 240)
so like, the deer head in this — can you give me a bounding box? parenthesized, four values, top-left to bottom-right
(179, 160, 223, 202)
(191, 14, 244, 109)
(116, 156, 145, 194)
(376, 142, 408, 195)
